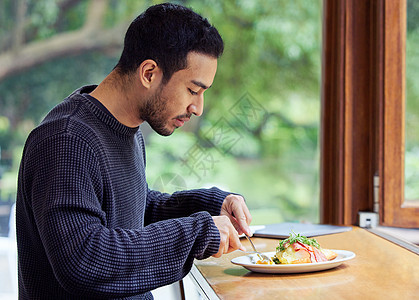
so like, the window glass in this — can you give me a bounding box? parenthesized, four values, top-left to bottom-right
(405, 1, 419, 201)
(0, 0, 321, 297)
(0, 0, 322, 230)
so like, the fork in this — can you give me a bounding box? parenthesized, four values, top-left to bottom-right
(244, 234, 273, 264)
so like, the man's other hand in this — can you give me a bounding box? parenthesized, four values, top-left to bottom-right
(211, 215, 245, 257)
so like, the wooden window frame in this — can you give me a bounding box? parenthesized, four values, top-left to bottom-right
(320, 0, 419, 227)
(381, 0, 419, 227)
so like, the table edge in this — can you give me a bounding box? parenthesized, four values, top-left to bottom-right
(188, 264, 220, 300)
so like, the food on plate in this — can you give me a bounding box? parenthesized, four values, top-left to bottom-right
(273, 232, 337, 264)
(254, 255, 275, 265)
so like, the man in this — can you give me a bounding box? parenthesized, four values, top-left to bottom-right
(16, 3, 252, 299)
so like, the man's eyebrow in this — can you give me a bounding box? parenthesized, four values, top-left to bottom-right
(191, 80, 211, 90)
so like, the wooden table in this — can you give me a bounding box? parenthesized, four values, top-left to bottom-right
(188, 227, 419, 299)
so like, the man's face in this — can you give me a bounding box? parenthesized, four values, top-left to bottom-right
(141, 52, 218, 136)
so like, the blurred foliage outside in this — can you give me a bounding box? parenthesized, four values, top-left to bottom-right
(405, 0, 419, 200)
(0, 0, 322, 230)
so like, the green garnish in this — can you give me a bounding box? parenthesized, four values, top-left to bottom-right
(277, 231, 321, 251)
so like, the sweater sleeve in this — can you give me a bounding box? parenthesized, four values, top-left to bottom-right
(20, 133, 221, 298)
(144, 187, 229, 225)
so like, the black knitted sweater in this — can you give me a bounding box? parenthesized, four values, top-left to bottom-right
(16, 85, 227, 299)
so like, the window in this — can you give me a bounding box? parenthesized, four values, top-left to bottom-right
(381, 0, 419, 227)
(321, 0, 419, 227)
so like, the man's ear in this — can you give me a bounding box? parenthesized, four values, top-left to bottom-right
(138, 59, 162, 89)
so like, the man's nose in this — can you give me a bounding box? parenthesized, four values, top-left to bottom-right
(188, 95, 204, 116)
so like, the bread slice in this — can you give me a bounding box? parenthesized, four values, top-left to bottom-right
(321, 248, 338, 261)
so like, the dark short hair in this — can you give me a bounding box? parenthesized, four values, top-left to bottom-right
(115, 3, 224, 83)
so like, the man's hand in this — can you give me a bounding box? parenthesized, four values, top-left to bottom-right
(220, 194, 252, 236)
(211, 215, 245, 257)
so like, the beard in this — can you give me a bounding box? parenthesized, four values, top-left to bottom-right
(141, 84, 192, 136)
(141, 87, 173, 136)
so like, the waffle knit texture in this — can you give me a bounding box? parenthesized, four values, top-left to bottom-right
(16, 85, 228, 299)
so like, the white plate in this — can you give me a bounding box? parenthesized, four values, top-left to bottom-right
(231, 250, 355, 274)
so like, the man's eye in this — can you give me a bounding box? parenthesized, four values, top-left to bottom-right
(188, 88, 198, 95)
